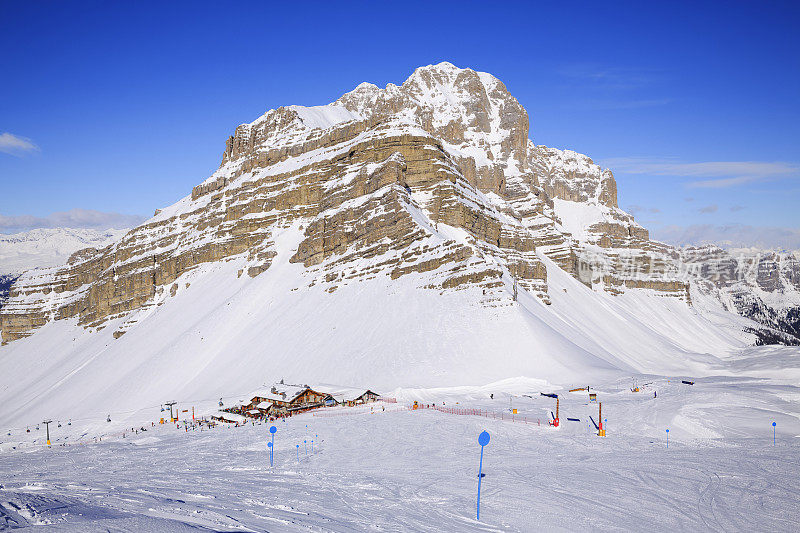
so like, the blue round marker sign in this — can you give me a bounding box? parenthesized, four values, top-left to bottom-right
(267, 441, 273, 448)
(772, 422, 776, 427)
(270, 425, 277, 434)
(666, 429, 669, 433)
(478, 431, 490, 446)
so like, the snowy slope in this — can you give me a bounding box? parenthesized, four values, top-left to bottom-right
(0, 221, 756, 433)
(1, 386, 798, 531)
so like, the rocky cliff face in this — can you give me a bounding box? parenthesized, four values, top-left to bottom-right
(677, 245, 800, 344)
(0, 63, 717, 344)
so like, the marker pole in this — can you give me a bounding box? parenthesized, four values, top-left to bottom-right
(476, 431, 490, 521)
(269, 425, 277, 466)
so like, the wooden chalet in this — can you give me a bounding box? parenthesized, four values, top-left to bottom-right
(247, 383, 328, 416)
(326, 388, 380, 407)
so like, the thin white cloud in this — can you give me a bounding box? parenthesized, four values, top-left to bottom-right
(0, 209, 145, 234)
(698, 204, 718, 214)
(654, 224, 800, 251)
(600, 157, 798, 188)
(557, 65, 663, 90)
(627, 204, 661, 215)
(557, 65, 671, 110)
(0, 132, 39, 156)
(577, 98, 672, 110)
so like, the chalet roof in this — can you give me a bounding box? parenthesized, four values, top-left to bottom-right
(249, 383, 315, 404)
(254, 393, 290, 403)
(213, 411, 247, 423)
(255, 401, 273, 410)
(322, 386, 379, 403)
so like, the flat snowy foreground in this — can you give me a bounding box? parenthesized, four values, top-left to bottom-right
(2, 383, 799, 532)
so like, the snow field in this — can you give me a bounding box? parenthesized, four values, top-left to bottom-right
(1, 391, 798, 532)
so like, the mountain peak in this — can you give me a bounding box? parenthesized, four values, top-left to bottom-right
(406, 61, 466, 78)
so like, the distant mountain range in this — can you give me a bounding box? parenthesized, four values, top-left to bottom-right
(0, 228, 127, 276)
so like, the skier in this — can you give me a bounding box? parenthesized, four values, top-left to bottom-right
(490, 393, 494, 400)
(654, 391, 657, 398)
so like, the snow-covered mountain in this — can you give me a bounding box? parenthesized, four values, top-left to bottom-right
(0, 62, 795, 431)
(0, 227, 127, 276)
(677, 245, 800, 344)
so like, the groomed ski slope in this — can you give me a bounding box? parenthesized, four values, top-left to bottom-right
(0, 222, 762, 434)
(1, 381, 799, 531)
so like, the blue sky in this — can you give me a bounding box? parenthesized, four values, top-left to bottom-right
(1, 1, 798, 248)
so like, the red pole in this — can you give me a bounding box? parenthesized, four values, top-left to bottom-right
(599, 402, 603, 431)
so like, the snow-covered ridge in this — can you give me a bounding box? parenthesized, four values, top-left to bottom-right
(287, 104, 363, 130)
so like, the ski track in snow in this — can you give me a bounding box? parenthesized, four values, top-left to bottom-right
(1, 383, 799, 532)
